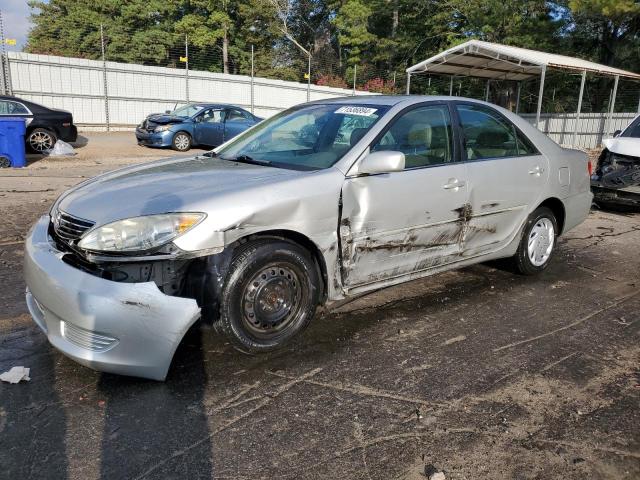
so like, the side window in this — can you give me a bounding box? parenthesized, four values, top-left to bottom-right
(227, 109, 250, 122)
(200, 108, 224, 123)
(456, 104, 536, 159)
(0, 101, 28, 115)
(371, 105, 454, 168)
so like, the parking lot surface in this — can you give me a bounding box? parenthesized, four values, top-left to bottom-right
(0, 133, 639, 479)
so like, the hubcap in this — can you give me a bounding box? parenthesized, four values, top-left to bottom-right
(527, 217, 555, 267)
(175, 134, 189, 150)
(29, 131, 53, 152)
(241, 265, 302, 339)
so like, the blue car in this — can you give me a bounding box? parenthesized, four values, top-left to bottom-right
(135, 103, 262, 152)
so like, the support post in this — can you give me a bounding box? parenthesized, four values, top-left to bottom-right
(535, 66, 546, 129)
(100, 24, 110, 132)
(185, 34, 189, 103)
(449, 76, 453, 96)
(250, 44, 255, 114)
(406, 73, 411, 95)
(485, 79, 490, 102)
(637, 93, 640, 114)
(606, 75, 619, 136)
(352, 64, 357, 96)
(572, 70, 586, 148)
(515, 82, 521, 114)
(306, 54, 311, 102)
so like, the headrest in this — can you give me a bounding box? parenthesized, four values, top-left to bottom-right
(350, 128, 368, 146)
(407, 124, 432, 146)
(476, 130, 509, 147)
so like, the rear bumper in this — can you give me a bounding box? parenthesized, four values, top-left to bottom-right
(562, 190, 593, 234)
(23, 216, 201, 381)
(591, 185, 640, 208)
(135, 128, 173, 148)
(60, 124, 78, 143)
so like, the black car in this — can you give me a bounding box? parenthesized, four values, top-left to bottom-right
(0, 95, 78, 153)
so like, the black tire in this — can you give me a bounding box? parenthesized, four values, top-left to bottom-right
(172, 131, 191, 151)
(27, 128, 57, 153)
(218, 239, 321, 353)
(512, 206, 558, 275)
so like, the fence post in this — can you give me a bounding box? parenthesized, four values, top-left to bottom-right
(406, 73, 411, 94)
(606, 75, 619, 136)
(306, 54, 311, 102)
(250, 44, 254, 114)
(515, 82, 521, 114)
(449, 76, 453, 96)
(185, 35, 189, 103)
(352, 65, 357, 96)
(0, 9, 12, 96)
(100, 24, 110, 132)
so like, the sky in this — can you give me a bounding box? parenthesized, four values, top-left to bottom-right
(2, 0, 38, 50)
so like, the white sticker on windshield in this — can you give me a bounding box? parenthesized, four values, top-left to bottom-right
(335, 106, 378, 117)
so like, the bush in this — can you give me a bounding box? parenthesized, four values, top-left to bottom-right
(316, 74, 348, 89)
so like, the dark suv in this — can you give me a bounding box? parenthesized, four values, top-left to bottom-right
(0, 95, 78, 153)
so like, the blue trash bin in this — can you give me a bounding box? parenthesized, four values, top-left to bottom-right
(0, 117, 27, 168)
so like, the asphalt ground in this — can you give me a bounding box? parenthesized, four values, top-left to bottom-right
(0, 133, 638, 479)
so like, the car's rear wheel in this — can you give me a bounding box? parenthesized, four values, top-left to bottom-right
(172, 132, 191, 151)
(512, 206, 558, 275)
(27, 128, 57, 153)
(218, 239, 321, 353)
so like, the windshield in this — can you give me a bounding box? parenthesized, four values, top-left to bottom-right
(216, 103, 389, 170)
(171, 104, 203, 117)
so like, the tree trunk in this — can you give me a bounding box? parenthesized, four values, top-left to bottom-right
(392, 1, 399, 38)
(223, 28, 229, 74)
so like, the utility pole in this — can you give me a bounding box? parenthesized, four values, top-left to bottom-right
(250, 44, 254, 114)
(185, 35, 189, 103)
(0, 9, 12, 96)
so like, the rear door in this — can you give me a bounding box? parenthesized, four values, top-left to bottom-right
(193, 108, 225, 146)
(340, 102, 470, 290)
(223, 108, 254, 141)
(453, 102, 549, 257)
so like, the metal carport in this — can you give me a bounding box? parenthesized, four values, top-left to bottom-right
(406, 40, 640, 145)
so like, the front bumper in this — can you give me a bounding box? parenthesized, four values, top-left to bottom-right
(135, 128, 173, 147)
(23, 216, 201, 381)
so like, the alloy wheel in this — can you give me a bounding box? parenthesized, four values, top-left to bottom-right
(29, 131, 54, 152)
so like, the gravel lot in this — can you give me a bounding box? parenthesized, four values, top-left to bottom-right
(0, 133, 639, 479)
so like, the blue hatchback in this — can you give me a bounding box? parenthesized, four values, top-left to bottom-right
(135, 103, 262, 152)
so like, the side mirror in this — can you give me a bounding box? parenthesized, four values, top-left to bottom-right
(613, 129, 622, 138)
(357, 150, 405, 175)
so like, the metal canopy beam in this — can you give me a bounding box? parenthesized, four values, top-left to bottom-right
(536, 66, 546, 129)
(572, 70, 586, 147)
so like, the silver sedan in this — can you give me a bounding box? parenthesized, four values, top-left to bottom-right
(24, 96, 592, 380)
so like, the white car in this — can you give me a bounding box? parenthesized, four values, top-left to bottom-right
(591, 115, 640, 208)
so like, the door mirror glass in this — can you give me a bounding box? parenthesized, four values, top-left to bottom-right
(613, 129, 622, 138)
(358, 150, 405, 175)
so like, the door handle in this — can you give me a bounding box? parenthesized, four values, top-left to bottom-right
(443, 178, 466, 190)
(528, 166, 544, 175)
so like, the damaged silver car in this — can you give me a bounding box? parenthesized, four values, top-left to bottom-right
(24, 96, 593, 380)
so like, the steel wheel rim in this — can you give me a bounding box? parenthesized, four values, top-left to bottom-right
(175, 134, 189, 150)
(29, 131, 53, 152)
(527, 217, 555, 267)
(241, 264, 303, 339)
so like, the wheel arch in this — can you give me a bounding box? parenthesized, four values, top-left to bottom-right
(537, 197, 566, 234)
(229, 229, 329, 303)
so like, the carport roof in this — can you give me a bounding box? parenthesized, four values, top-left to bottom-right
(406, 40, 640, 81)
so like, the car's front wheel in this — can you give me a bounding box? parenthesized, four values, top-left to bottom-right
(218, 239, 321, 353)
(27, 128, 57, 153)
(513, 206, 558, 275)
(172, 131, 191, 151)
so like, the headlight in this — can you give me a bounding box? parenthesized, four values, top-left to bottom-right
(78, 213, 205, 252)
(154, 125, 172, 132)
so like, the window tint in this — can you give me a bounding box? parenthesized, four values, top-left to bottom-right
(0, 101, 29, 115)
(227, 109, 250, 121)
(456, 104, 536, 159)
(621, 117, 640, 138)
(371, 105, 453, 168)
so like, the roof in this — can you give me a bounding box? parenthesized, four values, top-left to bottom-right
(406, 40, 640, 81)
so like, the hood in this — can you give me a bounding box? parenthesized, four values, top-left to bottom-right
(146, 114, 188, 125)
(603, 137, 640, 158)
(57, 156, 308, 224)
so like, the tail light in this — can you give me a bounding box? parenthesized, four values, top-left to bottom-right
(587, 160, 593, 176)
(62, 122, 71, 127)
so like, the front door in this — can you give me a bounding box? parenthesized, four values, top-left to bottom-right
(453, 102, 550, 257)
(193, 108, 225, 146)
(339, 103, 469, 291)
